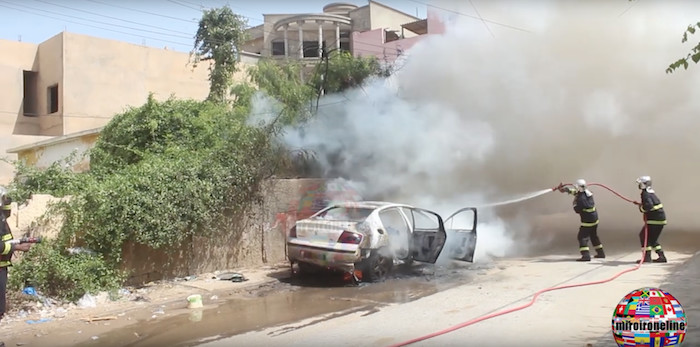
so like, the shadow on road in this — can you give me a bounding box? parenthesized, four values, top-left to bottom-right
(265, 262, 441, 288)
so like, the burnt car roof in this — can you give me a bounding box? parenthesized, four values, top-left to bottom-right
(323, 201, 415, 210)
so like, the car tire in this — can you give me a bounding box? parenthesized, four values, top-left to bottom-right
(361, 247, 393, 282)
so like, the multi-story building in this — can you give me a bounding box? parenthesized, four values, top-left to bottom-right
(1, 2, 447, 184)
(242, 1, 443, 62)
(0, 31, 259, 183)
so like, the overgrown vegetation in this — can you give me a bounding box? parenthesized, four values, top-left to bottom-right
(6, 4, 394, 302)
(9, 242, 125, 302)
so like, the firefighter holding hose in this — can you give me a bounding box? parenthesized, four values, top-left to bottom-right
(635, 176, 667, 263)
(559, 179, 605, 261)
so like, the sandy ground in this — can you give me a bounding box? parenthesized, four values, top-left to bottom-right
(0, 262, 292, 346)
(203, 250, 694, 347)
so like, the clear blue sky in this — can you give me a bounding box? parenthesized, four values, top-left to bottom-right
(0, 0, 429, 53)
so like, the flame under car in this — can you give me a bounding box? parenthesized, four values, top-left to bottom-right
(286, 201, 478, 282)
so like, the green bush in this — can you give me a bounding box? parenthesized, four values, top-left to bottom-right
(9, 242, 126, 303)
(3, 94, 289, 301)
(3, 50, 389, 302)
(5, 153, 88, 205)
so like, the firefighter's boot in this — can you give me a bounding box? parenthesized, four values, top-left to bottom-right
(577, 250, 591, 262)
(654, 250, 668, 263)
(637, 250, 652, 264)
(594, 246, 606, 259)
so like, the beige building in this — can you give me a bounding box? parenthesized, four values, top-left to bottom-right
(243, 1, 425, 60)
(0, 31, 259, 183)
(2, 1, 430, 183)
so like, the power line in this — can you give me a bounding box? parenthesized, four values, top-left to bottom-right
(3, 1, 407, 59)
(406, 0, 532, 34)
(211, 0, 265, 22)
(79, 0, 390, 56)
(0, 2, 193, 48)
(86, 0, 198, 24)
(168, 0, 202, 12)
(618, 0, 641, 17)
(177, 0, 209, 9)
(0, 0, 193, 40)
(469, 0, 495, 38)
(31, 0, 194, 36)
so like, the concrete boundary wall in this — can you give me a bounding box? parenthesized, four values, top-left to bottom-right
(15, 178, 332, 286)
(120, 178, 330, 285)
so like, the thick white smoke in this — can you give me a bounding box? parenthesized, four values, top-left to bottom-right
(250, 0, 700, 260)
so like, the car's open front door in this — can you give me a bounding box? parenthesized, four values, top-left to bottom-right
(444, 207, 478, 262)
(404, 207, 447, 264)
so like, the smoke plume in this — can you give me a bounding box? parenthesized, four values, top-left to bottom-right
(252, 0, 700, 260)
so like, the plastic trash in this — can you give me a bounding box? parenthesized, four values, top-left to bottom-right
(22, 287, 37, 296)
(187, 294, 203, 309)
(67, 247, 96, 255)
(215, 272, 248, 282)
(77, 293, 97, 308)
(26, 318, 51, 324)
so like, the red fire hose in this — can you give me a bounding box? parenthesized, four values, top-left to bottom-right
(387, 182, 649, 347)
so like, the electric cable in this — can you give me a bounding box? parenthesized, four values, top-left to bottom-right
(387, 182, 649, 347)
(5, 0, 409, 58)
(86, 0, 198, 23)
(406, 0, 532, 34)
(31, 0, 194, 36)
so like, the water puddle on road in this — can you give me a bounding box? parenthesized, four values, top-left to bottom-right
(74, 263, 481, 347)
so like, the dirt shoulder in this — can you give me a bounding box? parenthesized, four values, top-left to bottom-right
(0, 262, 292, 347)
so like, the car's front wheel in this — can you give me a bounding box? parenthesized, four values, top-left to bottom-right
(360, 247, 393, 282)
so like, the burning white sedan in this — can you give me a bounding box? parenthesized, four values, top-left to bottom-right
(286, 201, 478, 283)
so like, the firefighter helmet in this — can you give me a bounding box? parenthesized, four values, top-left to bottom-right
(636, 176, 651, 190)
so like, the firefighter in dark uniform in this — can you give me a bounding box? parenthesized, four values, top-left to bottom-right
(560, 179, 605, 261)
(635, 176, 667, 264)
(1, 193, 32, 346)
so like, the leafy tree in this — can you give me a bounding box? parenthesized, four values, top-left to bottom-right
(243, 51, 392, 128)
(247, 59, 317, 127)
(190, 5, 249, 103)
(666, 23, 700, 74)
(311, 51, 392, 94)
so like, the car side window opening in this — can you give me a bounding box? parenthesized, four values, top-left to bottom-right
(412, 210, 439, 230)
(315, 206, 373, 222)
(446, 210, 475, 230)
(379, 208, 411, 258)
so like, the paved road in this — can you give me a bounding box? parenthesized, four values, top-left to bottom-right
(199, 250, 692, 347)
(593, 250, 700, 347)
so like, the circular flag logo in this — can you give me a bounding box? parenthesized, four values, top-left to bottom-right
(611, 287, 687, 346)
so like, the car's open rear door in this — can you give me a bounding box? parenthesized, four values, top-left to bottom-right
(444, 207, 478, 262)
(404, 207, 447, 263)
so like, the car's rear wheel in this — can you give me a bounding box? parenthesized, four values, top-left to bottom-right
(360, 247, 393, 282)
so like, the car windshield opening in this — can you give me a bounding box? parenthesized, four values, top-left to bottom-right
(315, 206, 373, 222)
